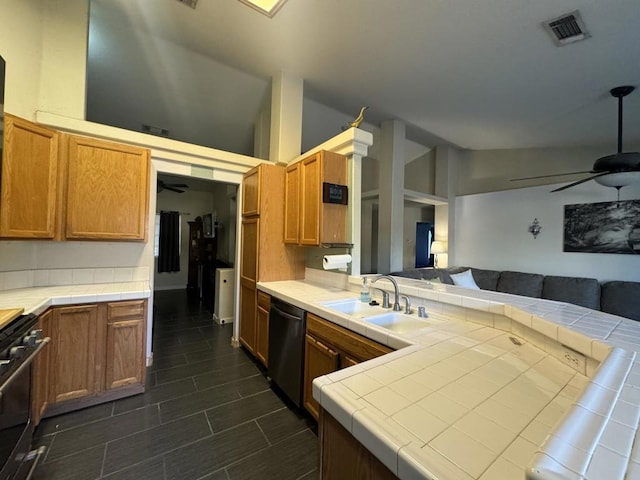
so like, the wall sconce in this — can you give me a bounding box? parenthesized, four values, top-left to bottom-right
(528, 218, 542, 239)
(430, 241, 447, 267)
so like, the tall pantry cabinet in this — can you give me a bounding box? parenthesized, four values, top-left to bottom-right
(238, 164, 304, 362)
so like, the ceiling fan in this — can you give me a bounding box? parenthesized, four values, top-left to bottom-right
(513, 86, 640, 195)
(157, 179, 189, 193)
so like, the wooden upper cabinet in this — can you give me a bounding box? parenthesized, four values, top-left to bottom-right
(242, 167, 260, 216)
(284, 163, 300, 244)
(0, 114, 151, 242)
(285, 150, 348, 246)
(0, 114, 61, 238)
(65, 135, 150, 241)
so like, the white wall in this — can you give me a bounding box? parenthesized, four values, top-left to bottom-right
(88, 1, 269, 155)
(457, 145, 640, 195)
(455, 182, 640, 282)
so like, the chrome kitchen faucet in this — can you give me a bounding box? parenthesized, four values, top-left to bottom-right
(370, 275, 402, 311)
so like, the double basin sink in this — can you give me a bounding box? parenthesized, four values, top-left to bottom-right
(320, 298, 434, 334)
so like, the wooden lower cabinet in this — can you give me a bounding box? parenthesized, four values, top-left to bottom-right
(49, 304, 101, 403)
(303, 313, 393, 421)
(304, 334, 339, 420)
(320, 410, 398, 480)
(255, 291, 271, 367)
(105, 300, 146, 390)
(32, 299, 147, 421)
(238, 278, 257, 354)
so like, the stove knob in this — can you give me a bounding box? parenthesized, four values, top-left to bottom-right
(0, 359, 11, 375)
(30, 329, 43, 340)
(9, 346, 26, 359)
(23, 333, 37, 347)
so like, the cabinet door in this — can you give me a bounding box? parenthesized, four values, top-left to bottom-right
(307, 313, 393, 363)
(49, 305, 102, 403)
(31, 310, 52, 426)
(0, 114, 60, 239)
(256, 305, 269, 367)
(304, 334, 339, 421)
(283, 163, 300, 244)
(242, 167, 260, 216)
(65, 135, 150, 241)
(104, 300, 146, 390)
(240, 217, 258, 283)
(105, 319, 145, 390)
(299, 154, 321, 246)
(238, 278, 257, 354)
(341, 355, 359, 369)
(321, 411, 397, 480)
(255, 291, 271, 367)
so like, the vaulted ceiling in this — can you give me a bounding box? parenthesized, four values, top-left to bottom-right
(87, 0, 640, 156)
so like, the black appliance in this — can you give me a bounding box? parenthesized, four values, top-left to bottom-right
(268, 299, 306, 407)
(0, 313, 49, 480)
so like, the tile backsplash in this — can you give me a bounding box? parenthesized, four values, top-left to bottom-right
(0, 267, 150, 291)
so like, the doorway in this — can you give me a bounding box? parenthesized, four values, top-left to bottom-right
(415, 222, 434, 268)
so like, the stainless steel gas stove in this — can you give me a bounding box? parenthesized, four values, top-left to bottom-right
(0, 312, 49, 480)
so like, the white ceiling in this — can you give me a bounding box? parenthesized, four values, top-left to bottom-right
(88, 0, 640, 155)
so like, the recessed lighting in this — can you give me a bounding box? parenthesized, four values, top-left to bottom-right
(238, 0, 287, 17)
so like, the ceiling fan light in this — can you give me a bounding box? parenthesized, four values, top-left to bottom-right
(594, 171, 640, 188)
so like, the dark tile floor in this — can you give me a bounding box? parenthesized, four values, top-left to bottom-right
(33, 289, 318, 480)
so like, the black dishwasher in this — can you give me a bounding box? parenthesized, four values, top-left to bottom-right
(268, 298, 306, 407)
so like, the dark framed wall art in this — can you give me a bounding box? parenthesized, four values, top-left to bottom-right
(564, 199, 640, 254)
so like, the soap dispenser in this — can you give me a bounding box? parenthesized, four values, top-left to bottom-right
(360, 277, 371, 303)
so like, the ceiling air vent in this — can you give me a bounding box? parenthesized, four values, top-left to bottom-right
(543, 10, 590, 46)
(176, 0, 198, 9)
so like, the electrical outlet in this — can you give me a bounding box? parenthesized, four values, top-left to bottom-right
(560, 344, 586, 373)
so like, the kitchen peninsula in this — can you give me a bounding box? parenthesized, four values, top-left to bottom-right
(258, 272, 640, 480)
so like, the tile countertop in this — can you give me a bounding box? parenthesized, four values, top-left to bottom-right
(0, 281, 151, 316)
(257, 278, 640, 480)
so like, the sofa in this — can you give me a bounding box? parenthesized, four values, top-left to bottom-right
(391, 266, 640, 321)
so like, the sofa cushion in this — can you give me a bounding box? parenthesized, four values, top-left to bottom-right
(390, 269, 424, 280)
(601, 281, 640, 321)
(470, 268, 501, 291)
(541, 276, 601, 310)
(496, 271, 544, 298)
(450, 269, 480, 289)
(440, 266, 467, 285)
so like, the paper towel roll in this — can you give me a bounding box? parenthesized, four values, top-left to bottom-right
(323, 254, 352, 270)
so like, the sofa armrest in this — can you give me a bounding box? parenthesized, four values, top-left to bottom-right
(601, 281, 640, 321)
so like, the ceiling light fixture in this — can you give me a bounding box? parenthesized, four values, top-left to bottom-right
(238, 0, 287, 17)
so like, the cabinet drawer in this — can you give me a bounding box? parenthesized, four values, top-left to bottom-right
(257, 291, 271, 311)
(306, 313, 392, 362)
(107, 300, 146, 322)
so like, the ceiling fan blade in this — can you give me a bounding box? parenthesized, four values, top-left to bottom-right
(511, 171, 592, 181)
(550, 172, 612, 192)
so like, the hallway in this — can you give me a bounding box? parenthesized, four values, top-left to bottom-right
(33, 289, 318, 480)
